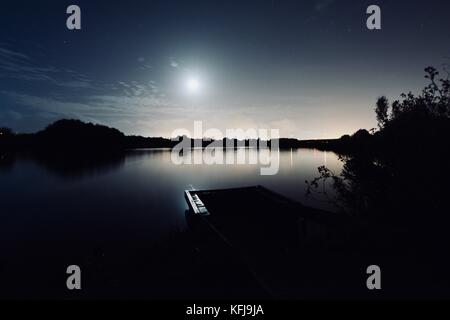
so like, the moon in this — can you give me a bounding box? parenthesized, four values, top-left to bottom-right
(187, 77, 200, 93)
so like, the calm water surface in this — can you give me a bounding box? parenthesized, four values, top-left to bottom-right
(0, 148, 342, 296)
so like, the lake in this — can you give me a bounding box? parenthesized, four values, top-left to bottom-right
(0, 148, 342, 297)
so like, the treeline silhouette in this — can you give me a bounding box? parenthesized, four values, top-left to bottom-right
(1, 119, 176, 152)
(0, 118, 338, 152)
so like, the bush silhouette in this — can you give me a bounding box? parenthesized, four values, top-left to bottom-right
(307, 66, 450, 220)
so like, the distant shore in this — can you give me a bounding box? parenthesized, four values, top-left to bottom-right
(1, 119, 353, 154)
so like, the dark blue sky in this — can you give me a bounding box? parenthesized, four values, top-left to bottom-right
(1, 0, 449, 138)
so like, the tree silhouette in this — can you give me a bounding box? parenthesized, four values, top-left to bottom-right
(382, 66, 450, 125)
(375, 96, 389, 129)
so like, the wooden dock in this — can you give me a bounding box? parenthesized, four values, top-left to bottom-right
(184, 185, 345, 244)
(184, 186, 352, 298)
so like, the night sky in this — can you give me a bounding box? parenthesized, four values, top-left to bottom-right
(1, 0, 449, 139)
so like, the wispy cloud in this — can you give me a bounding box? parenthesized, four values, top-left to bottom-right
(0, 42, 193, 135)
(0, 47, 32, 61)
(0, 43, 92, 89)
(116, 80, 161, 97)
(2, 87, 183, 120)
(170, 57, 179, 68)
(1, 87, 196, 136)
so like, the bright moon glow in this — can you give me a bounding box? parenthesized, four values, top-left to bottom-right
(187, 78, 200, 93)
